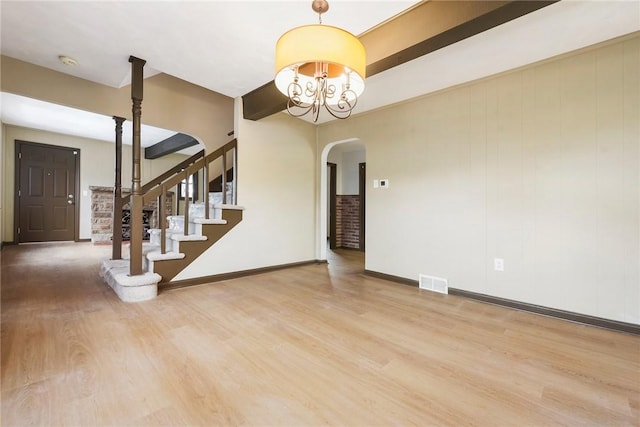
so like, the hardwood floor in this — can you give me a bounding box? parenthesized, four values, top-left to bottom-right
(1, 242, 639, 426)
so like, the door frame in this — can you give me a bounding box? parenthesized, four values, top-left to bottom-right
(327, 162, 337, 250)
(359, 162, 366, 252)
(14, 140, 81, 243)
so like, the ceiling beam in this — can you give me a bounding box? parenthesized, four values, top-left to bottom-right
(363, 0, 558, 77)
(242, 80, 287, 123)
(242, 0, 558, 122)
(144, 133, 198, 159)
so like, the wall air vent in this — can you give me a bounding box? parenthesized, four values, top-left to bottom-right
(418, 274, 448, 294)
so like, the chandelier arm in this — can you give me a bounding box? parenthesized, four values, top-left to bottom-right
(287, 78, 303, 99)
(324, 83, 336, 101)
(287, 78, 360, 122)
(340, 88, 358, 109)
(324, 100, 353, 119)
(287, 104, 314, 118)
(313, 103, 321, 122)
(286, 100, 324, 121)
(286, 79, 322, 119)
(304, 81, 317, 98)
(323, 87, 358, 118)
(324, 107, 352, 120)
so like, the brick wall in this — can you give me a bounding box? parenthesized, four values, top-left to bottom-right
(90, 186, 173, 244)
(336, 195, 360, 249)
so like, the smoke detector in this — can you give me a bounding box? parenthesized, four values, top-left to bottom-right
(58, 55, 78, 66)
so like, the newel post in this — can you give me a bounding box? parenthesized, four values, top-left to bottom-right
(129, 56, 146, 276)
(112, 116, 125, 260)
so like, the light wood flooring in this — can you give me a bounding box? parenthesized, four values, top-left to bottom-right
(1, 242, 639, 426)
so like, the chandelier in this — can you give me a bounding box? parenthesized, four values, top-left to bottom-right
(274, 0, 366, 122)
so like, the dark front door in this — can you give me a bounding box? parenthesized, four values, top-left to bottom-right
(17, 141, 78, 242)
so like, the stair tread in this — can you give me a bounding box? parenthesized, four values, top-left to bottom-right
(146, 251, 186, 261)
(213, 203, 245, 210)
(155, 217, 228, 225)
(150, 228, 195, 234)
(193, 218, 227, 225)
(170, 234, 208, 242)
(149, 228, 182, 234)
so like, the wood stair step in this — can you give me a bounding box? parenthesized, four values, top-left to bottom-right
(212, 203, 245, 210)
(170, 234, 207, 242)
(193, 218, 227, 225)
(146, 251, 185, 261)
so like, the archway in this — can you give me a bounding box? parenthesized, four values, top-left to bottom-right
(318, 138, 366, 261)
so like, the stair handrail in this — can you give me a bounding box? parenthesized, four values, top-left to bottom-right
(139, 140, 237, 203)
(120, 149, 205, 205)
(141, 149, 205, 194)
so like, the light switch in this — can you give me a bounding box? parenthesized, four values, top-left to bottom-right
(379, 179, 389, 188)
(373, 179, 379, 188)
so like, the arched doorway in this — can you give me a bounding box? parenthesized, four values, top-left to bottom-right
(319, 139, 366, 261)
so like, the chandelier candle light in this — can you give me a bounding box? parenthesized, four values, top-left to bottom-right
(275, 0, 366, 122)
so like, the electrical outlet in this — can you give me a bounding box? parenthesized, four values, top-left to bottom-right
(494, 258, 504, 272)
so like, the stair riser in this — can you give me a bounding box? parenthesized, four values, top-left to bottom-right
(148, 235, 178, 253)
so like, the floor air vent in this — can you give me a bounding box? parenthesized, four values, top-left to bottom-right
(418, 274, 448, 294)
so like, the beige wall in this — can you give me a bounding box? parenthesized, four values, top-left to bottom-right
(318, 35, 640, 324)
(340, 150, 366, 195)
(327, 146, 366, 195)
(174, 99, 317, 280)
(2, 125, 189, 241)
(1, 56, 234, 152)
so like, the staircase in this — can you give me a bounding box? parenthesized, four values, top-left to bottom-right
(100, 139, 243, 302)
(146, 202, 244, 282)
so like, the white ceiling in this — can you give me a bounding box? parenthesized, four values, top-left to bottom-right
(0, 0, 418, 95)
(1, 0, 639, 151)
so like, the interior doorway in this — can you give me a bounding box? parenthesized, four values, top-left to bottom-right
(15, 140, 79, 243)
(325, 141, 366, 253)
